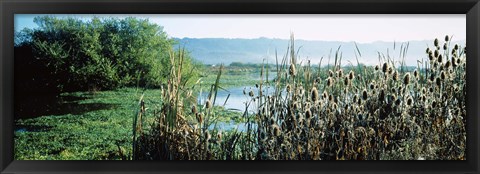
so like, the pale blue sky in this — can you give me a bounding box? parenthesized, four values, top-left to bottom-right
(15, 14, 465, 43)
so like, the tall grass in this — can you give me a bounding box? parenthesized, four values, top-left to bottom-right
(134, 34, 466, 160)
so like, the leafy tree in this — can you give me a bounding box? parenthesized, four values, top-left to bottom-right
(15, 16, 199, 93)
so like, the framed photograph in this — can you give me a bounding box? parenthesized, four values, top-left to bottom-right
(1, 0, 479, 173)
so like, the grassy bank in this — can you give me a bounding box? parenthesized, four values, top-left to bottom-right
(14, 88, 244, 160)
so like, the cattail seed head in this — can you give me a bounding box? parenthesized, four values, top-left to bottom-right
(286, 84, 291, 93)
(305, 109, 312, 119)
(311, 87, 319, 102)
(441, 71, 446, 80)
(382, 63, 388, 73)
(445, 35, 450, 42)
(289, 64, 296, 76)
(429, 74, 435, 82)
(413, 69, 418, 78)
(344, 76, 350, 86)
(192, 105, 197, 114)
(392, 71, 399, 81)
(443, 43, 448, 50)
(338, 69, 344, 78)
(454, 44, 459, 50)
(196, 113, 203, 124)
(436, 77, 442, 86)
(326, 77, 333, 87)
(322, 91, 328, 100)
(370, 82, 375, 90)
(348, 70, 355, 80)
(206, 99, 212, 109)
(426, 47, 430, 54)
(434, 38, 439, 47)
(403, 73, 410, 85)
(375, 65, 380, 71)
(434, 50, 439, 58)
(249, 90, 254, 97)
(438, 54, 443, 63)
(406, 96, 413, 106)
(362, 89, 368, 100)
(329, 70, 334, 77)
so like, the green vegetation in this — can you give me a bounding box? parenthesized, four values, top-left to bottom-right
(15, 16, 201, 93)
(14, 16, 466, 160)
(134, 34, 466, 160)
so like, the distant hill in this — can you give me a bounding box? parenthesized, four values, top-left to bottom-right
(174, 37, 466, 66)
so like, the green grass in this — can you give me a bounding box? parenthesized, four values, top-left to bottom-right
(15, 88, 155, 160)
(14, 87, 243, 160)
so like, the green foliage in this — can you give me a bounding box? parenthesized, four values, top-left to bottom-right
(16, 16, 199, 92)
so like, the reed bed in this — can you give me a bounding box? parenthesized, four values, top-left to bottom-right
(134, 34, 466, 160)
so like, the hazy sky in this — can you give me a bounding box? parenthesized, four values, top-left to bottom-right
(15, 14, 465, 43)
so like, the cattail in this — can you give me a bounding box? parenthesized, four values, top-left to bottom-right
(434, 38, 439, 47)
(305, 109, 312, 119)
(413, 69, 418, 78)
(445, 35, 450, 42)
(454, 44, 459, 50)
(191, 105, 197, 114)
(272, 125, 281, 136)
(370, 82, 375, 90)
(432, 100, 437, 108)
(322, 91, 328, 100)
(382, 62, 388, 73)
(430, 74, 435, 82)
(434, 50, 439, 58)
(327, 77, 333, 87)
(443, 43, 448, 50)
(436, 77, 441, 86)
(438, 54, 443, 63)
(196, 113, 203, 124)
(289, 64, 296, 76)
(311, 87, 319, 102)
(348, 70, 355, 80)
(243, 88, 246, 95)
(329, 70, 334, 77)
(392, 71, 399, 81)
(441, 71, 446, 80)
(375, 65, 380, 71)
(403, 73, 410, 85)
(406, 96, 413, 106)
(425, 47, 430, 54)
(362, 89, 368, 100)
(206, 99, 212, 109)
(328, 94, 333, 102)
(344, 76, 350, 86)
(286, 84, 291, 93)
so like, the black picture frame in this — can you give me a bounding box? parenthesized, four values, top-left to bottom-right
(1, 0, 479, 174)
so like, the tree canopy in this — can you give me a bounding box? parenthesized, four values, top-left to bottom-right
(15, 16, 200, 93)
